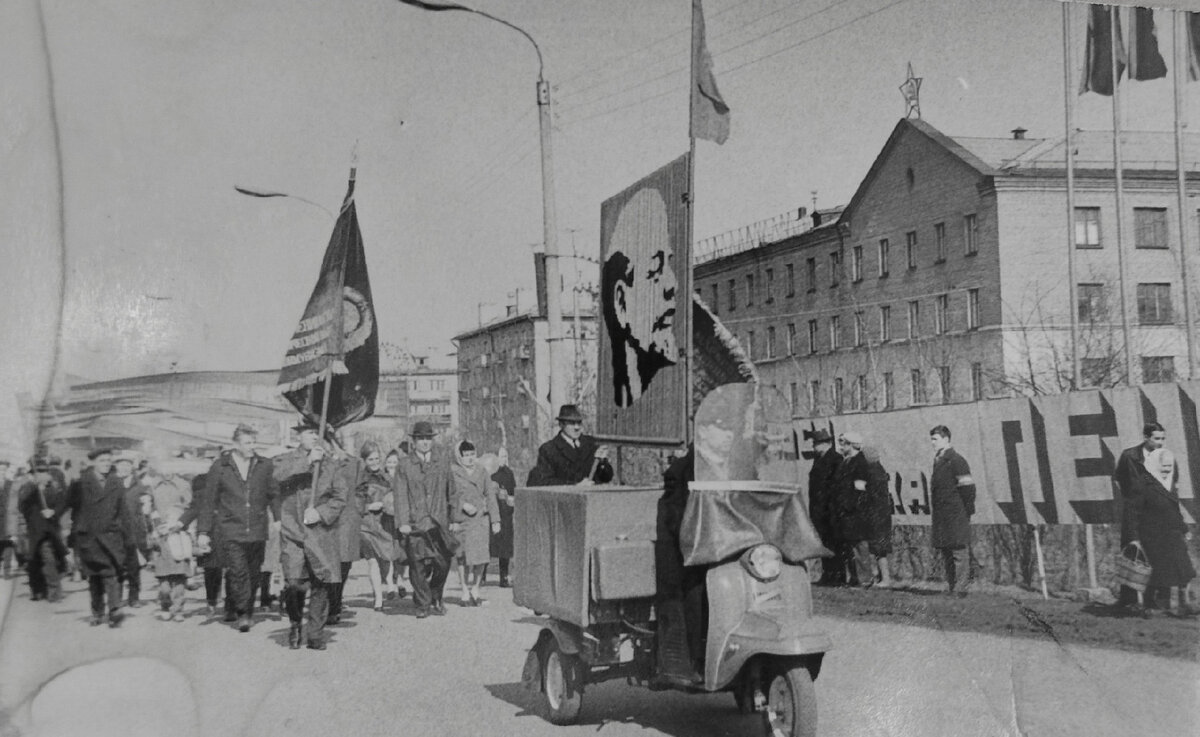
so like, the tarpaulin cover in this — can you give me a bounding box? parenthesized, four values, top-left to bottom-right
(514, 484, 660, 627)
(680, 482, 830, 567)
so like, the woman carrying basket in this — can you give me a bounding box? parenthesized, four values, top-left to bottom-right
(1123, 447, 1196, 617)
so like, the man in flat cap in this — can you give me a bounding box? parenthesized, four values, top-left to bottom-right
(198, 424, 279, 632)
(393, 421, 458, 619)
(273, 420, 347, 649)
(527, 405, 613, 487)
(17, 458, 68, 602)
(929, 425, 976, 596)
(807, 429, 844, 586)
(67, 449, 133, 626)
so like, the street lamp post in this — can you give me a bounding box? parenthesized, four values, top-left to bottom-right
(397, 0, 566, 420)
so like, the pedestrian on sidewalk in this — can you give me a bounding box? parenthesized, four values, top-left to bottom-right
(1121, 446, 1196, 617)
(0, 459, 18, 579)
(326, 431, 361, 626)
(18, 458, 68, 603)
(451, 440, 500, 607)
(67, 449, 130, 626)
(807, 429, 844, 586)
(487, 447, 516, 588)
(381, 449, 408, 601)
(145, 465, 194, 622)
(356, 441, 396, 611)
(393, 421, 458, 619)
(929, 425, 977, 597)
(115, 453, 151, 608)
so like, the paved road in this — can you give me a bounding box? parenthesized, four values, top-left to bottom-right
(1, 570, 1197, 737)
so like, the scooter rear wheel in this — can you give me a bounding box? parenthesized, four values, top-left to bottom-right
(542, 642, 584, 725)
(763, 667, 817, 737)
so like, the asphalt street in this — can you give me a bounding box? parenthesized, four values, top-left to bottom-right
(1, 569, 1197, 737)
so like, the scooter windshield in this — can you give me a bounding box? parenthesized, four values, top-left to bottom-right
(681, 383, 829, 566)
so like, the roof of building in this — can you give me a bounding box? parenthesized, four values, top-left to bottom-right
(452, 308, 596, 342)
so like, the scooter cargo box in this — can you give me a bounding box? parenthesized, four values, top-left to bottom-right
(514, 485, 660, 627)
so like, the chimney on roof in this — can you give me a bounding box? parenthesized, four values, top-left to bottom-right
(812, 210, 822, 227)
(1011, 127, 1027, 140)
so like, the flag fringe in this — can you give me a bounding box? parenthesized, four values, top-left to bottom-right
(275, 361, 349, 394)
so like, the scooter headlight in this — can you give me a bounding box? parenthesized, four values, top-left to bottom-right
(741, 544, 783, 582)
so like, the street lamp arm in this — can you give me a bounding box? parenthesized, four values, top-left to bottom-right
(394, 0, 543, 79)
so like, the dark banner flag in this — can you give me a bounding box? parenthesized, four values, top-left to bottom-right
(1081, 4, 1126, 96)
(596, 153, 690, 445)
(1127, 7, 1166, 82)
(277, 171, 379, 429)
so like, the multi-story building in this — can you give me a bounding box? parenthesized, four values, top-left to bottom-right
(696, 118, 1199, 418)
(454, 306, 598, 483)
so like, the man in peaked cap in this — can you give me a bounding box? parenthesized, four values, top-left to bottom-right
(527, 405, 613, 487)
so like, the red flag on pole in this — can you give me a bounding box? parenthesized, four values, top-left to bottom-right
(1127, 7, 1166, 81)
(277, 170, 379, 429)
(690, 0, 730, 144)
(1080, 4, 1126, 96)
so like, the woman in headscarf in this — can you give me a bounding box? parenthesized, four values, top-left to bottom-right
(381, 449, 407, 600)
(451, 441, 500, 606)
(357, 442, 396, 611)
(1126, 447, 1196, 616)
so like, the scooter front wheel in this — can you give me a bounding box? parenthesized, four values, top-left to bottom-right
(542, 642, 584, 725)
(763, 667, 817, 737)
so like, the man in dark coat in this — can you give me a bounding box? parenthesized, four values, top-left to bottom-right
(929, 425, 976, 596)
(326, 432, 362, 626)
(114, 452, 150, 608)
(197, 424, 279, 633)
(274, 421, 347, 650)
(18, 459, 68, 601)
(654, 447, 705, 684)
(807, 429, 844, 586)
(1112, 422, 1167, 610)
(393, 421, 460, 618)
(0, 459, 16, 579)
(527, 405, 613, 486)
(67, 449, 133, 626)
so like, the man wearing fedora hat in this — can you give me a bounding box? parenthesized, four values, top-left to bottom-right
(527, 405, 613, 487)
(17, 458, 68, 602)
(393, 420, 459, 618)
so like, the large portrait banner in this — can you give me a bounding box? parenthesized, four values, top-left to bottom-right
(596, 153, 691, 445)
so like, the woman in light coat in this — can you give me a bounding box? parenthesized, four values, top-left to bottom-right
(357, 442, 396, 610)
(145, 468, 194, 621)
(451, 441, 500, 606)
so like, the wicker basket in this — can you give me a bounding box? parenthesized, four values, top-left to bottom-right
(1114, 543, 1152, 592)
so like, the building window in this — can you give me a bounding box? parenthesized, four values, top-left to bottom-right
(1074, 207, 1101, 248)
(1077, 283, 1106, 323)
(1142, 356, 1175, 383)
(964, 213, 979, 255)
(833, 378, 844, 414)
(808, 380, 820, 414)
(747, 330, 755, 359)
(829, 251, 841, 287)
(906, 231, 918, 270)
(787, 323, 796, 355)
(745, 274, 755, 307)
(765, 268, 775, 303)
(806, 258, 817, 293)
(711, 283, 720, 314)
(907, 300, 920, 339)
(878, 239, 890, 277)
(853, 375, 866, 411)
(883, 372, 895, 409)
(1134, 208, 1169, 249)
(935, 294, 949, 334)
(938, 365, 951, 403)
(851, 245, 863, 283)
(854, 311, 865, 346)
(911, 368, 926, 405)
(935, 222, 946, 262)
(879, 305, 891, 341)
(967, 288, 980, 330)
(727, 279, 736, 312)
(971, 362, 984, 400)
(808, 319, 818, 354)
(785, 263, 795, 297)
(830, 315, 841, 350)
(1136, 283, 1172, 325)
(790, 382, 799, 413)
(766, 326, 777, 358)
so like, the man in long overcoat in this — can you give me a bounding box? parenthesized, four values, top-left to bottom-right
(326, 438, 362, 626)
(68, 449, 133, 626)
(393, 421, 459, 618)
(274, 421, 347, 649)
(527, 405, 613, 486)
(197, 424, 278, 632)
(929, 425, 976, 596)
(115, 453, 150, 608)
(18, 459, 68, 602)
(807, 429, 843, 586)
(1112, 422, 1167, 609)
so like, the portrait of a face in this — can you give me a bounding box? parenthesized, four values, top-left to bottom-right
(601, 186, 678, 408)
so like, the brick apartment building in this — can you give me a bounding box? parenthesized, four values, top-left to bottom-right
(696, 117, 1199, 418)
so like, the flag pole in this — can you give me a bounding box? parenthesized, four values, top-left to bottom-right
(1174, 11, 1198, 379)
(1063, 2, 1081, 390)
(1109, 4, 1134, 385)
(685, 5, 697, 448)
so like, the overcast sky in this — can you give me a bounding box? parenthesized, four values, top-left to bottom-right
(2, 0, 1197, 450)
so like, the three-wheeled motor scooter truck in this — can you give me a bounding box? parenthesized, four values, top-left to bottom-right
(516, 383, 831, 737)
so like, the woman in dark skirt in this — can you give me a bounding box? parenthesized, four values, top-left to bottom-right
(1126, 448, 1196, 615)
(489, 447, 516, 587)
(357, 442, 397, 611)
(381, 450, 407, 600)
